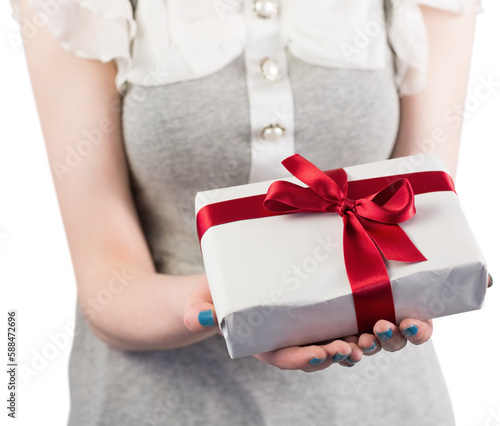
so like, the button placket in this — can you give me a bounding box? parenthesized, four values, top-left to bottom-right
(245, 0, 295, 183)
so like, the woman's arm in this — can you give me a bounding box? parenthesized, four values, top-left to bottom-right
(18, 0, 216, 351)
(391, 4, 478, 179)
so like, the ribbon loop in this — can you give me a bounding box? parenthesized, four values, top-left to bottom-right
(281, 154, 347, 203)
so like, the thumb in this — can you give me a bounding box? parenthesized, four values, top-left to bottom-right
(183, 278, 218, 333)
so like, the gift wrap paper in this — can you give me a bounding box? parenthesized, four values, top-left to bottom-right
(195, 154, 488, 358)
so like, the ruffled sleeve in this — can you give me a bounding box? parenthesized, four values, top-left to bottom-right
(10, 0, 135, 92)
(389, 0, 482, 96)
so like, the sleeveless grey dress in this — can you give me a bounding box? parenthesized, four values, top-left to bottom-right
(67, 40, 455, 426)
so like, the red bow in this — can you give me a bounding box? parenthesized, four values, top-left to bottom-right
(263, 154, 427, 333)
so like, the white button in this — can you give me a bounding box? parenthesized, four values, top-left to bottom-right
(259, 58, 281, 82)
(253, 0, 279, 19)
(260, 123, 286, 141)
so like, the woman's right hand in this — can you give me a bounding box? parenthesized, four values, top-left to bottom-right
(254, 337, 364, 372)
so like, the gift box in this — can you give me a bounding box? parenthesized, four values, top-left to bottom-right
(195, 153, 489, 358)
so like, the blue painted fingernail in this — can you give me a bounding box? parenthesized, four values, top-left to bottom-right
(402, 324, 418, 337)
(308, 357, 326, 366)
(198, 310, 215, 327)
(332, 353, 349, 362)
(376, 328, 393, 341)
(345, 356, 359, 364)
(363, 342, 377, 352)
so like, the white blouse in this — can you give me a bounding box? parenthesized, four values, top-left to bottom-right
(11, 0, 481, 95)
(11, 0, 481, 181)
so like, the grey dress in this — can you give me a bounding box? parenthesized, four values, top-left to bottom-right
(66, 5, 456, 423)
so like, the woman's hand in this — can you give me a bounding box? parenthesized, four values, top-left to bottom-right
(253, 318, 433, 372)
(183, 276, 220, 334)
(184, 279, 433, 372)
(357, 319, 433, 357)
(183, 280, 365, 371)
(254, 336, 363, 372)
(184, 279, 434, 370)
(185, 282, 434, 371)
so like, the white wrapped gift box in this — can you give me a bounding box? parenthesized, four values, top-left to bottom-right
(195, 154, 489, 358)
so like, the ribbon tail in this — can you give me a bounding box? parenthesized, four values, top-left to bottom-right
(343, 213, 396, 333)
(358, 218, 427, 262)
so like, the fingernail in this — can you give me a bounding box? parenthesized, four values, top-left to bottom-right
(198, 310, 215, 327)
(332, 353, 350, 362)
(308, 357, 326, 366)
(402, 324, 418, 337)
(376, 328, 393, 341)
(345, 356, 359, 364)
(363, 342, 377, 353)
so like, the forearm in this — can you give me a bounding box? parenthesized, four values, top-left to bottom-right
(79, 266, 215, 351)
(391, 5, 477, 179)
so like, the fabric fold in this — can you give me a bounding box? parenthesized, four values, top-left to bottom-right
(389, 0, 482, 94)
(10, 0, 135, 92)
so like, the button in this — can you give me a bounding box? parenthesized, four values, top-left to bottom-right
(259, 57, 281, 82)
(260, 123, 286, 141)
(253, 0, 279, 19)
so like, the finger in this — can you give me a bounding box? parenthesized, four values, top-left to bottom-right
(304, 338, 356, 372)
(399, 319, 433, 345)
(183, 281, 218, 333)
(339, 341, 364, 367)
(373, 320, 407, 352)
(255, 339, 352, 371)
(255, 346, 328, 371)
(358, 333, 381, 356)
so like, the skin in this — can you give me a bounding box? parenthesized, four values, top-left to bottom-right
(19, 0, 476, 372)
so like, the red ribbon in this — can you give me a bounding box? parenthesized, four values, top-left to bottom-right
(264, 154, 428, 332)
(197, 155, 456, 334)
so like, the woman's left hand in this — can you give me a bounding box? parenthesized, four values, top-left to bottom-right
(356, 319, 433, 358)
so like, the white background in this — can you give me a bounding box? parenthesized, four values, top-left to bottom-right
(1, 2, 499, 425)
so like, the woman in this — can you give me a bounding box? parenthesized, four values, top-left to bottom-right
(13, 0, 478, 424)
